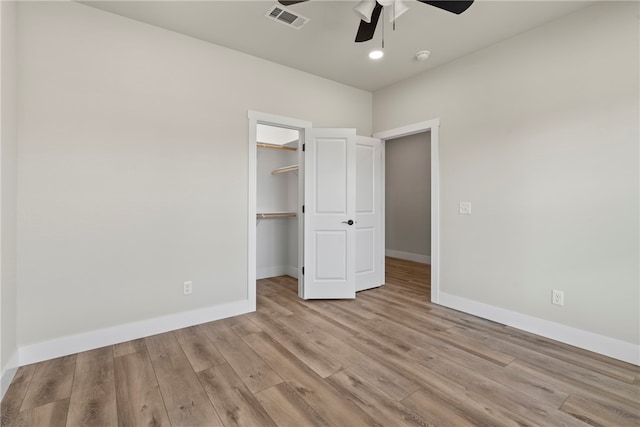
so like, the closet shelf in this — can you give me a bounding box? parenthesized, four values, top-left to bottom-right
(271, 165, 299, 175)
(257, 212, 297, 220)
(257, 142, 297, 151)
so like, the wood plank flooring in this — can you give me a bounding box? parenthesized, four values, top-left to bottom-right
(2, 257, 639, 426)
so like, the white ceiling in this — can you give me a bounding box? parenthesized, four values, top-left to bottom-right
(80, 0, 594, 92)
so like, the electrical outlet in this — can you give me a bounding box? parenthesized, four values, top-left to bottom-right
(459, 202, 472, 215)
(184, 281, 193, 295)
(552, 289, 564, 306)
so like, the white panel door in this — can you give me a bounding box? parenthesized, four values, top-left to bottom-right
(303, 128, 356, 299)
(355, 136, 384, 292)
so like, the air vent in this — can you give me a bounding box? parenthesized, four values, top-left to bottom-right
(265, 4, 310, 29)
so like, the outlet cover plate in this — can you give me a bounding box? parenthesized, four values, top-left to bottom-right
(459, 202, 472, 215)
(184, 281, 193, 295)
(552, 289, 564, 306)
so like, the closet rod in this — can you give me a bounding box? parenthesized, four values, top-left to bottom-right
(257, 142, 297, 151)
(271, 165, 299, 175)
(257, 212, 297, 219)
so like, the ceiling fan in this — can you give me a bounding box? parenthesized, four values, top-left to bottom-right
(278, 0, 474, 42)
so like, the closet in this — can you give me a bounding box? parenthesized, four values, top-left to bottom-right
(256, 124, 300, 280)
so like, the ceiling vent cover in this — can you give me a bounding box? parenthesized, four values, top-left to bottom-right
(265, 4, 310, 29)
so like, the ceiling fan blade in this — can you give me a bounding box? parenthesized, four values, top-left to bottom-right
(418, 1, 474, 14)
(278, 1, 308, 5)
(355, 2, 383, 42)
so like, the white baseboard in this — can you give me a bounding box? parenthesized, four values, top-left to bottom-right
(1, 350, 19, 400)
(385, 249, 431, 264)
(19, 299, 253, 367)
(286, 266, 299, 279)
(257, 265, 298, 280)
(438, 291, 640, 366)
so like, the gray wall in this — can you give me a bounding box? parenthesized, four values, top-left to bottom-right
(16, 1, 371, 350)
(385, 132, 431, 260)
(1, 0, 18, 385)
(374, 1, 639, 347)
(5, 0, 638, 370)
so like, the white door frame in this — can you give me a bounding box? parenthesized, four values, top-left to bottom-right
(248, 111, 311, 310)
(373, 119, 441, 303)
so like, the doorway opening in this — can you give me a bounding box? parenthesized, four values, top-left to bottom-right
(384, 132, 432, 300)
(374, 119, 440, 303)
(248, 111, 311, 309)
(255, 124, 301, 280)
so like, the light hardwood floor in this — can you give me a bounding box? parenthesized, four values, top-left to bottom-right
(2, 257, 639, 426)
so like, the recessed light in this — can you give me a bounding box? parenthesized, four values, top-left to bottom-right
(369, 50, 384, 60)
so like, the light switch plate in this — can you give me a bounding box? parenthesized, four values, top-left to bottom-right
(459, 202, 472, 215)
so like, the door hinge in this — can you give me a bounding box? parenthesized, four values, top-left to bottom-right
(302, 267, 304, 275)
(302, 205, 305, 213)
(302, 143, 305, 151)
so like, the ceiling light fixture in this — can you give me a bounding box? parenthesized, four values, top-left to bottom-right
(354, 0, 377, 23)
(355, 0, 409, 26)
(369, 50, 384, 59)
(386, 0, 409, 23)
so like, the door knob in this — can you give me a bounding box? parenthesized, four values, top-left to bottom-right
(342, 219, 355, 225)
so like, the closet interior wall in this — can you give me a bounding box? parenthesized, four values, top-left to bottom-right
(256, 131, 299, 280)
